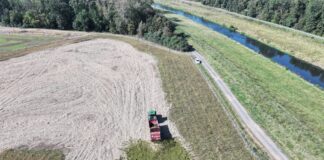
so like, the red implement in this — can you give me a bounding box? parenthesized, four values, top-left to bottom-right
(148, 110, 161, 141)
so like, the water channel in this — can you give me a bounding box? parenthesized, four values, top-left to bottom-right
(153, 4, 324, 89)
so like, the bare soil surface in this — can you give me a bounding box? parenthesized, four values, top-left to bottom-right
(0, 39, 177, 160)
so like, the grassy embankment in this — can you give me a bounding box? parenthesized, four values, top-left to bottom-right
(162, 13, 324, 159)
(0, 31, 259, 159)
(155, 0, 324, 69)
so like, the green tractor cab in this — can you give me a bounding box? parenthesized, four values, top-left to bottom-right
(148, 109, 157, 120)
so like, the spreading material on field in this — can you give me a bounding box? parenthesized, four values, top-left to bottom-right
(0, 39, 178, 159)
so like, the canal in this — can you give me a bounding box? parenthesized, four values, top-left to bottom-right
(153, 4, 324, 89)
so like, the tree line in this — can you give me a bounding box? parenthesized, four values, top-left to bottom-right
(0, 0, 192, 51)
(198, 0, 324, 36)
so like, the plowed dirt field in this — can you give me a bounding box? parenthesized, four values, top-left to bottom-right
(0, 39, 175, 159)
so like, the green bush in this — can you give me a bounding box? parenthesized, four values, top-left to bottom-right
(125, 140, 190, 160)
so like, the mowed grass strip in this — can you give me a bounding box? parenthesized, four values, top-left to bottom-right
(0, 34, 56, 51)
(0, 149, 64, 160)
(164, 13, 324, 159)
(155, 0, 324, 69)
(107, 35, 255, 159)
(0, 34, 58, 60)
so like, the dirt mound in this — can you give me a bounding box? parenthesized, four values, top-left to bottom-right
(0, 39, 175, 159)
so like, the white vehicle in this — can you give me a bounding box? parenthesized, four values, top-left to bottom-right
(195, 58, 202, 64)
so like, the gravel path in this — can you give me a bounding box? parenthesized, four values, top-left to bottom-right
(0, 39, 176, 160)
(192, 51, 288, 160)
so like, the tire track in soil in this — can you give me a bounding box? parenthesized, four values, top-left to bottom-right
(0, 39, 179, 160)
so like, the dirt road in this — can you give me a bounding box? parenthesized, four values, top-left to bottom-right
(0, 39, 177, 159)
(192, 51, 288, 160)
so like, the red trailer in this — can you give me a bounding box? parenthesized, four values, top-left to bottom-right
(148, 109, 161, 141)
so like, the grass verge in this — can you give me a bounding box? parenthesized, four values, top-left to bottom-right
(197, 64, 269, 160)
(0, 149, 64, 160)
(155, 0, 324, 69)
(124, 140, 189, 160)
(163, 13, 324, 159)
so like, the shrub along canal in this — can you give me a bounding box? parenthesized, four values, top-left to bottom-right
(153, 4, 324, 89)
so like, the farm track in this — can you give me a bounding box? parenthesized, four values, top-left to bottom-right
(192, 51, 288, 160)
(0, 39, 178, 160)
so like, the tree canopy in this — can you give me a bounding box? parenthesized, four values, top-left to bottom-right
(0, 0, 192, 51)
(199, 0, 324, 36)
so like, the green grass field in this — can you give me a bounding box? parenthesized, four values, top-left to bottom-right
(155, 0, 324, 69)
(0, 34, 58, 61)
(125, 140, 189, 160)
(163, 13, 324, 159)
(0, 149, 64, 160)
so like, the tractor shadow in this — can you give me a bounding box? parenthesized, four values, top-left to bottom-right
(157, 115, 167, 123)
(157, 114, 173, 140)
